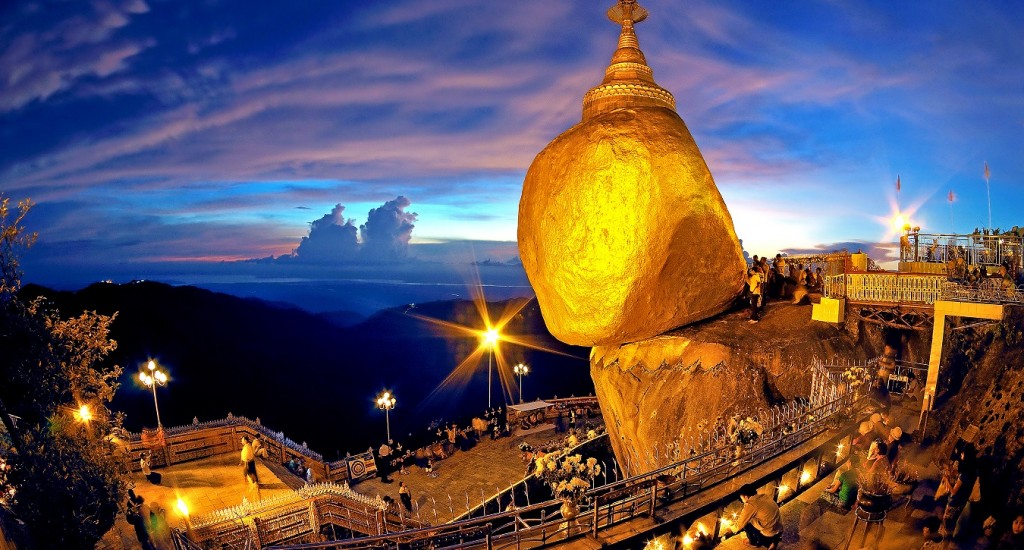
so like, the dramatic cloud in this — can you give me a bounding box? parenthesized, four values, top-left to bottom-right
(2, 0, 1022, 288)
(292, 204, 359, 262)
(360, 196, 417, 261)
(287, 197, 417, 264)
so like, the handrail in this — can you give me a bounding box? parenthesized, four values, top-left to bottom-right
(824, 271, 946, 305)
(259, 365, 861, 550)
(940, 279, 1024, 304)
(453, 431, 611, 522)
(901, 232, 1023, 266)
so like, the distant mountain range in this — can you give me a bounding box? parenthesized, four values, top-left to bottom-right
(18, 282, 591, 456)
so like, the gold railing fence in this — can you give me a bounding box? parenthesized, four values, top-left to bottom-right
(182, 365, 865, 550)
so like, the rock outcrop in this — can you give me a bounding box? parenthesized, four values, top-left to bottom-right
(591, 303, 867, 477)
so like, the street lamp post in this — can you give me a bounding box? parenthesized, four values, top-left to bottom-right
(513, 363, 530, 404)
(483, 329, 500, 408)
(139, 360, 168, 431)
(376, 391, 396, 441)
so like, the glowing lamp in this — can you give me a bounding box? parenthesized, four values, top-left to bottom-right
(75, 404, 93, 423)
(800, 470, 813, 485)
(513, 362, 530, 403)
(139, 360, 168, 430)
(481, 328, 501, 408)
(644, 538, 666, 550)
(483, 328, 500, 347)
(376, 391, 396, 441)
(176, 498, 189, 518)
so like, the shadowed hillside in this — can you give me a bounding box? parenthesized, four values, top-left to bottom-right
(18, 282, 591, 456)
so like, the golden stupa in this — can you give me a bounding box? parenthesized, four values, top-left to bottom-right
(518, 0, 746, 347)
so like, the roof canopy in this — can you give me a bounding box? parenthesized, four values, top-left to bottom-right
(507, 400, 552, 413)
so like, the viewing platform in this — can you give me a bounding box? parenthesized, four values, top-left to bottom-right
(137, 357, 887, 549)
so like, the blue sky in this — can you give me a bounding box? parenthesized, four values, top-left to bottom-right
(2, 0, 1022, 288)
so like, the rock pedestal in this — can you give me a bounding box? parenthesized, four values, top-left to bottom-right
(591, 305, 865, 477)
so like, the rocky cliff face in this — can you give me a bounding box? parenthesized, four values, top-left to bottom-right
(591, 301, 867, 476)
(929, 305, 1024, 509)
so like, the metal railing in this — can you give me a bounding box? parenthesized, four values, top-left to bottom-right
(940, 279, 1024, 304)
(254, 366, 863, 550)
(824, 272, 946, 305)
(454, 431, 612, 522)
(901, 232, 1023, 267)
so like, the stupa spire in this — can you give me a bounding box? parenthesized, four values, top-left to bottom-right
(582, 0, 675, 120)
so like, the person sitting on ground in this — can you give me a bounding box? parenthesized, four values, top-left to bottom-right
(791, 270, 810, 305)
(997, 512, 1024, 550)
(885, 427, 904, 473)
(866, 439, 891, 474)
(852, 421, 875, 457)
(821, 454, 861, 510)
(731, 483, 783, 549)
(975, 516, 998, 549)
(920, 515, 944, 548)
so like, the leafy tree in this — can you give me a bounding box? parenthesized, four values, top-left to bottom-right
(0, 196, 131, 548)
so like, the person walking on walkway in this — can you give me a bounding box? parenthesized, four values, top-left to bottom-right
(240, 435, 261, 501)
(747, 267, 763, 323)
(240, 436, 256, 481)
(731, 483, 783, 549)
(398, 481, 414, 512)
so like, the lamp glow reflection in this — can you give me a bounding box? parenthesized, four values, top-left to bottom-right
(139, 360, 168, 430)
(376, 391, 396, 441)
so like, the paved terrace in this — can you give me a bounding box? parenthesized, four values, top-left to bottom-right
(348, 422, 590, 524)
(99, 421, 579, 549)
(100, 453, 295, 549)
(99, 405, 964, 550)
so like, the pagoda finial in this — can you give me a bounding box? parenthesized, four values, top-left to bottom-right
(581, 0, 673, 119)
(607, 0, 648, 24)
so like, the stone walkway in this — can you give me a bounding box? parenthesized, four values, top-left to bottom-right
(714, 402, 944, 550)
(96, 407, 955, 550)
(97, 422, 581, 548)
(350, 423, 582, 523)
(98, 453, 294, 549)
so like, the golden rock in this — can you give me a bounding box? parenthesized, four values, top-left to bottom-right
(518, 1, 745, 346)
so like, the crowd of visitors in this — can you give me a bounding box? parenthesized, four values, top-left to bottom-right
(125, 488, 170, 549)
(797, 356, 1024, 550)
(744, 254, 824, 322)
(952, 259, 1024, 294)
(369, 406, 515, 484)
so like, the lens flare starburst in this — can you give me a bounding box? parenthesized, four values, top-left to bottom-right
(407, 272, 580, 407)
